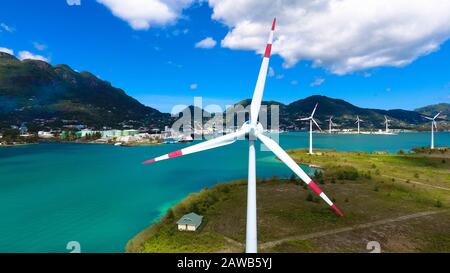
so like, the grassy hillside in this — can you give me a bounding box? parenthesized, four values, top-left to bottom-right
(127, 147, 450, 253)
(415, 103, 450, 118)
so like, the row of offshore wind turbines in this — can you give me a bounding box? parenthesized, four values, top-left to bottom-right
(143, 18, 441, 253)
(299, 102, 443, 154)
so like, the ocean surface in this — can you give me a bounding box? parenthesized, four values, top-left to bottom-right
(0, 132, 449, 253)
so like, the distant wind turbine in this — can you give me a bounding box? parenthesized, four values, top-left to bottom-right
(142, 18, 343, 253)
(355, 116, 363, 134)
(423, 112, 441, 149)
(300, 103, 322, 154)
(384, 116, 391, 133)
(328, 116, 337, 134)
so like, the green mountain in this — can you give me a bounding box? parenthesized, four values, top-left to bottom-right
(0, 52, 447, 132)
(232, 95, 447, 130)
(415, 103, 450, 118)
(0, 52, 171, 130)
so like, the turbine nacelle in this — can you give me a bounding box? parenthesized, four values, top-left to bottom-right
(242, 121, 265, 139)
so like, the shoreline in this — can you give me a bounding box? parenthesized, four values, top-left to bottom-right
(0, 142, 39, 147)
(126, 148, 450, 253)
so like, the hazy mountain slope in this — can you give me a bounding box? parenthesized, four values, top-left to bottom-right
(0, 52, 170, 129)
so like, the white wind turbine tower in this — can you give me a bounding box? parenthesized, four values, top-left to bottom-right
(300, 103, 322, 154)
(384, 116, 391, 133)
(355, 115, 363, 134)
(328, 116, 337, 134)
(423, 112, 441, 149)
(142, 18, 343, 253)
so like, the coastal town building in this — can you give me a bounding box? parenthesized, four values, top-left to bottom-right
(176, 212, 203, 231)
(38, 131, 54, 139)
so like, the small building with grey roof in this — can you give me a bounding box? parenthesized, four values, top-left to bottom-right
(176, 212, 203, 231)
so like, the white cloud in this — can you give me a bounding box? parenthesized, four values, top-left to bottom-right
(209, 0, 450, 74)
(290, 80, 298, 86)
(275, 74, 285, 80)
(97, 0, 193, 30)
(67, 0, 81, 6)
(18, 51, 48, 62)
(310, 77, 325, 87)
(0, 47, 14, 55)
(268, 67, 275, 77)
(0, 23, 14, 33)
(195, 37, 217, 49)
(33, 42, 47, 51)
(190, 83, 198, 90)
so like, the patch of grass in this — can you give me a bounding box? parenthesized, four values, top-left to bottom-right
(269, 240, 316, 253)
(417, 233, 450, 252)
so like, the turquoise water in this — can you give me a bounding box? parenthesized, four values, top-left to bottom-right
(0, 132, 449, 253)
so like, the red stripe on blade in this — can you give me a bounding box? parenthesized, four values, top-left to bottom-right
(168, 150, 183, 158)
(331, 204, 344, 217)
(264, 44, 272, 58)
(272, 17, 277, 31)
(308, 181, 323, 195)
(143, 159, 156, 164)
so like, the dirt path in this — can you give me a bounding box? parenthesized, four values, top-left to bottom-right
(382, 174, 450, 191)
(260, 209, 449, 250)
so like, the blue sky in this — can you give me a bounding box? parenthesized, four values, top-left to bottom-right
(0, 0, 449, 113)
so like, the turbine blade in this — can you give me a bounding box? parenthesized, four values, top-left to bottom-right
(312, 118, 322, 131)
(434, 112, 441, 119)
(257, 133, 344, 217)
(423, 116, 433, 121)
(300, 117, 311, 121)
(250, 18, 276, 125)
(143, 130, 246, 164)
(434, 121, 438, 130)
(311, 103, 319, 117)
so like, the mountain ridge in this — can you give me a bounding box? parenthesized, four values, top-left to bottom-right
(0, 52, 448, 132)
(0, 52, 171, 130)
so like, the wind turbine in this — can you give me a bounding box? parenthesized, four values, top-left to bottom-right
(423, 112, 441, 149)
(328, 116, 337, 134)
(355, 116, 363, 134)
(384, 116, 391, 133)
(300, 103, 322, 154)
(142, 18, 343, 253)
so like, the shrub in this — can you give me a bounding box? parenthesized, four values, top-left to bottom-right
(435, 200, 443, 208)
(306, 193, 314, 202)
(290, 174, 297, 182)
(166, 208, 174, 220)
(220, 186, 230, 194)
(414, 173, 419, 179)
(330, 166, 359, 181)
